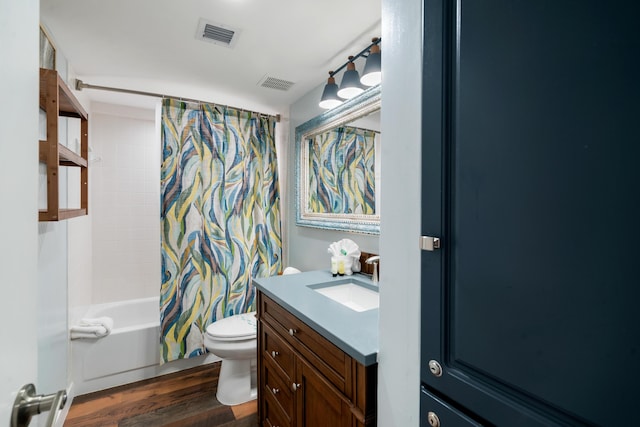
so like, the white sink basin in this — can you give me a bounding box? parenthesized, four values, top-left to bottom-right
(311, 280, 379, 312)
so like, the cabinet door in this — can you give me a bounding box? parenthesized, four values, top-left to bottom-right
(263, 358, 294, 422)
(421, 0, 640, 426)
(421, 387, 483, 427)
(263, 390, 291, 427)
(295, 357, 352, 427)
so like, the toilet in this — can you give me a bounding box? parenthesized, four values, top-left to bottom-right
(204, 312, 258, 406)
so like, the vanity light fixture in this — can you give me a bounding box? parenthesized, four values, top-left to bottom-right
(319, 72, 343, 109)
(337, 56, 365, 99)
(361, 38, 381, 86)
(318, 37, 381, 109)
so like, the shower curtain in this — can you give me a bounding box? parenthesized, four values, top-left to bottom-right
(308, 126, 377, 214)
(160, 99, 282, 363)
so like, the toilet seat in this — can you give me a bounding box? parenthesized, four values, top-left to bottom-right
(206, 312, 257, 341)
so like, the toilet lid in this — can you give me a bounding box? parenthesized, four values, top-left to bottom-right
(206, 312, 257, 340)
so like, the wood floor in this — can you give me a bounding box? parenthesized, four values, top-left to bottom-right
(64, 362, 258, 427)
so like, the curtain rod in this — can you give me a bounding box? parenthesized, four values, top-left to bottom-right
(74, 80, 281, 122)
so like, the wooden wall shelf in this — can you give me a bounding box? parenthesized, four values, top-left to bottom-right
(39, 68, 89, 221)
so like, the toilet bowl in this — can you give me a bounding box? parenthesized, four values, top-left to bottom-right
(204, 312, 257, 406)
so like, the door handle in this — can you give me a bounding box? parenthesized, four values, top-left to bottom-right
(11, 384, 67, 427)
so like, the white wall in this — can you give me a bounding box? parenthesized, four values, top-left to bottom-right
(273, 115, 290, 270)
(67, 64, 94, 316)
(37, 43, 76, 398)
(0, 0, 39, 423)
(286, 84, 380, 272)
(89, 103, 161, 304)
(378, 0, 422, 425)
(68, 215, 92, 314)
(37, 221, 68, 395)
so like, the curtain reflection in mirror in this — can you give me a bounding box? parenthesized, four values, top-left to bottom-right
(307, 126, 378, 214)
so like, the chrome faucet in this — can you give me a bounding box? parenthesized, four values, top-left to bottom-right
(365, 256, 380, 284)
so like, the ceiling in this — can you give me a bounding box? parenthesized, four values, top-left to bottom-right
(40, 0, 382, 116)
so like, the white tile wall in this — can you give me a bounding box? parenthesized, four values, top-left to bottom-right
(90, 106, 161, 303)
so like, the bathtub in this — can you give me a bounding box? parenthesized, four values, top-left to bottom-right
(71, 296, 218, 395)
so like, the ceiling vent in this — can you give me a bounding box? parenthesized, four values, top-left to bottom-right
(258, 75, 295, 91)
(196, 19, 240, 48)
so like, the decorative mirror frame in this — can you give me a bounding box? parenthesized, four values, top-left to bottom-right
(295, 85, 381, 234)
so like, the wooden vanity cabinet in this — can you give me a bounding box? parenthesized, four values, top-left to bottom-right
(257, 291, 377, 427)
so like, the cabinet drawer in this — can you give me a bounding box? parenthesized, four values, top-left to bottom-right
(261, 294, 350, 392)
(261, 321, 295, 379)
(264, 389, 292, 427)
(263, 357, 293, 416)
(420, 387, 484, 426)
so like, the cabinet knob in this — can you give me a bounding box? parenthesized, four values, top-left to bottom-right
(288, 328, 297, 336)
(292, 383, 301, 392)
(272, 387, 279, 394)
(271, 350, 279, 358)
(427, 411, 440, 427)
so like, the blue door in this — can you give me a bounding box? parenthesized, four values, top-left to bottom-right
(420, 1, 640, 425)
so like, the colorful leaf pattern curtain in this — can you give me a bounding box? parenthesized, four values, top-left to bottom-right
(160, 99, 282, 363)
(308, 126, 377, 214)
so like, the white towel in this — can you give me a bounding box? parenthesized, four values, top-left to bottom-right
(70, 316, 114, 340)
(327, 238, 361, 258)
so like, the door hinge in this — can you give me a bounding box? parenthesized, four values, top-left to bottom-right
(420, 236, 441, 251)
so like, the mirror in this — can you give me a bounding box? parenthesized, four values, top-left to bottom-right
(295, 86, 381, 234)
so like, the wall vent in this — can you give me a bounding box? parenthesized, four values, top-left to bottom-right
(196, 19, 240, 48)
(258, 75, 295, 91)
